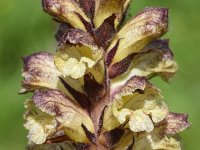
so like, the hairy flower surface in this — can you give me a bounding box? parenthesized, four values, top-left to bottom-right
(21, 0, 190, 150)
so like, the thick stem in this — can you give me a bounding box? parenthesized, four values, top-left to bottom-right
(85, 58, 111, 150)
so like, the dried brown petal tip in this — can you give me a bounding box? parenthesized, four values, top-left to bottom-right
(165, 112, 191, 134)
(20, 52, 61, 93)
(42, 0, 90, 30)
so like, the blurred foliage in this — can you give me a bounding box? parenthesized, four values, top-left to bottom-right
(0, 0, 199, 149)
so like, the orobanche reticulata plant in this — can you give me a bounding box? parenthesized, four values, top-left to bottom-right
(20, 0, 190, 149)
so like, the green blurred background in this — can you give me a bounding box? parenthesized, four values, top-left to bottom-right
(0, 0, 199, 149)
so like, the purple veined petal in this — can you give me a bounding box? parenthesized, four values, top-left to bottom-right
(20, 52, 61, 93)
(42, 0, 90, 31)
(165, 112, 191, 134)
(142, 39, 174, 59)
(32, 89, 95, 143)
(108, 39, 178, 81)
(104, 76, 166, 131)
(20, 52, 87, 104)
(107, 7, 169, 65)
(110, 76, 147, 98)
(58, 28, 97, 49)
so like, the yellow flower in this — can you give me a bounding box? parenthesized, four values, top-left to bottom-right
(21, 0, 190, 149)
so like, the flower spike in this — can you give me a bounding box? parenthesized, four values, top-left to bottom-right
(21, 1, 190, 149)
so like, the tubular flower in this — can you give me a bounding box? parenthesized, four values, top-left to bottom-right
(21, 0, 190, 149)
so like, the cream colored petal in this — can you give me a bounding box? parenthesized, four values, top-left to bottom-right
(111, 76, 161, 107)
(110, 50, 178, 91)
(111, 108, 189, 149)
(21, 52, 83, 102)
(42, 0, 90, 31)
(129, 110, 154, 132)
(116, 108, 132, 124)
(54, 49, 95, 79)
(148, 136, 181, 150)
(54, 45, 103, 96)
(24, 115, 57, 145)
(115, 129, 181, 150)
(107, 8, 168, 64)
(87, 59, 105, 83)
(134, 135, 181, 150)
(112, 107, 154, 133)
(104, 76, 168, 132)
(24, 100, 58, 144)
(94, 0, 131, 28)
(54, 45, 104, 84)
(143, 100, 168, 123)
(131, 124, 181, 150)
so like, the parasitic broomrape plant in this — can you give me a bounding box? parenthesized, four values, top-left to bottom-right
(20, 0, 190, 149)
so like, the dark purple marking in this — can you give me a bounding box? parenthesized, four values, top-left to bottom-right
(126, 137, 134, 150)
(84, 74, 105, 103)
(32, 89, 67, 117)
(58, 28, 95, 49)
(142, 39, 174, 59)
(79, 0, 95, 19)
(94, 14, 116, 49)
(81, 124, 97, 144)
(104, 128, 124, 147)
(97, 106, 107, 135)
(72, 143, 89, 150)
(55, 23, 72, 42)
(76, 12, 93, 34)
(59, 77, 90, 111)
(106, 40, 120, 66)
(108, 54, 134, 79)
(45, 135, 71, 144)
